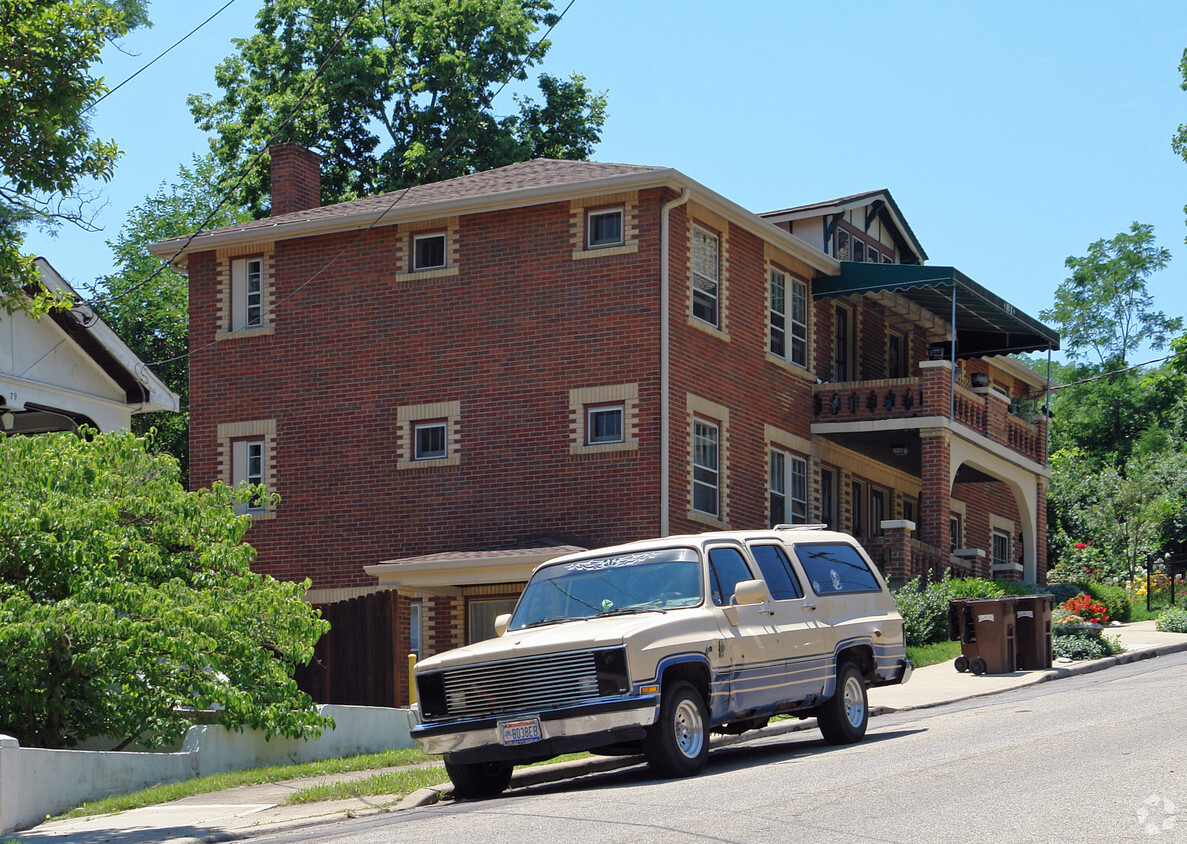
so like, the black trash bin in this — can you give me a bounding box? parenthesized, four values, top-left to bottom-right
(1014, 594, 1054, 670)
(949, 596, 1017, 675)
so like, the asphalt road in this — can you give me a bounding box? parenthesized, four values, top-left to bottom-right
(253, 652, 1187, 843)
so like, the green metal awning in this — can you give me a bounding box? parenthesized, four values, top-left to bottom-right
(813, 263, 1060, 357)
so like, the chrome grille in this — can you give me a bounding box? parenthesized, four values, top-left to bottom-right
(439, 651, 601, 720)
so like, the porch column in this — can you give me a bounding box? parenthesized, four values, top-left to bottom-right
(880, 519, 915, 586)
(919, 427, 951, 563)
(1036, 476, 1049, 585)
(919, 359, 953, 415)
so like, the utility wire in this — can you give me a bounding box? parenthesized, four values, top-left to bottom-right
(84, 0, 370, 317)
(90, 1, 240, 110)
(1047, 348, 1187, 392)
(146, 0, 581, 369)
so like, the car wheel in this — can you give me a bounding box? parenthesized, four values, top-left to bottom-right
(444, 759, 514, 799)
(643, 680, 709, 778)
(954, 655, 969, 673)
(817, 660, 868, 745)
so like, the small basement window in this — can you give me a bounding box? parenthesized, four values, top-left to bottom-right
(587, 209, 623, 248)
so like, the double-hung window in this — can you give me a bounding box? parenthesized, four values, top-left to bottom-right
(769, 270, 808, 367)
(587, 209, 623, 248)
(692, 419, 720, 517)
(691, 227, 720, 327)
(231, 257, 265, 331)
(587, 405, 624, 445)
(992, 530, 1011, 569)
(413, 233, 446, 271)
(231, 438, 266, 514)
(769, 448, 807, 527)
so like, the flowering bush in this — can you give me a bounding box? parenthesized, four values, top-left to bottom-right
(1048, 541, 1125, 585)
(1155, 606, 1187, 633)
(1061, 593, 1110, 625)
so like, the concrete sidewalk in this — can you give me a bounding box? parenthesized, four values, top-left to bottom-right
(15, 620, 1187, 844)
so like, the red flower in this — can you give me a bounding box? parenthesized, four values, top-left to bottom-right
(1074, 542, 1089, 550)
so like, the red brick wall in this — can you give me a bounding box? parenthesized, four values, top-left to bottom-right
(190, 191, 674, 589)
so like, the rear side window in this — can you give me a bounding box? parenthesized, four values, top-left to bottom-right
(708, 547, 754, 606)
(792, 542, 881, 594)
(748, 543, 804, 599)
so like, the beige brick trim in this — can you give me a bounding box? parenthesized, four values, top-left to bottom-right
(569, 192, 639, 260)
(569, 383, 639, 455)
(216, 419, 278, 520)
(763, 424, 812, 456)
(397, 400, 461, 469)
(686, 393, 730, 528)
(214, 245, 275, 338)
(396, 217, 460, 281)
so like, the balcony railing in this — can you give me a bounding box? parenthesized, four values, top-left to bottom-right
(812, 375, 1045, 465)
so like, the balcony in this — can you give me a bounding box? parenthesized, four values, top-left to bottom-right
(812, 372, 1046, 466)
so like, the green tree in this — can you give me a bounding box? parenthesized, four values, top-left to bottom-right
(0, 430, 330, 749)
(0, 0, 149, 312)
(189, 0, 608, 216)
(1041, 223, 1180, 367)
(91, 156, 251, 481)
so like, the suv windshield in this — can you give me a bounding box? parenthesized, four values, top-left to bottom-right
(509, 548, 703, 630)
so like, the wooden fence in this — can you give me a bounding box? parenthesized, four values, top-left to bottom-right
(294, 590, 401, 708)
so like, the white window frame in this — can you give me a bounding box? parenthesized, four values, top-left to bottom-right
(691, 226, 720, 327)
(992, 529, 1011, 569)
(409, 601, 422, 660)
(412, 232, 447, 271)
(868, 245, 880, 263)
(835, 228, 850, 260)
(413, 420, 447, 460)
(951, 513, 964, 553)
(870, 487, 886, 536)
(692, 418, 720, 518)
(587, 208, 624, 248)
(769, 448, 807, 526)
(232, 438, 266, 514)
(852, 238, 865, 263)
(586, 405, 624, 445)
(231, 257, 265, 331)
(769, 268, 787, 358)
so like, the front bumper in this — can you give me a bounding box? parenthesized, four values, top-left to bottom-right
(413, 695, 659, 763)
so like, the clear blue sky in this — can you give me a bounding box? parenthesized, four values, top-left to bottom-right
(24, 1, 1187, 362)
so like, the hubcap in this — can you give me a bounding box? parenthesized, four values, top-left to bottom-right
(843, 675, 865, 727)
(673, 698, 705, 758)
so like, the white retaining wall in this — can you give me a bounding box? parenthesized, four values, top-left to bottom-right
(0, 705, 415, 834)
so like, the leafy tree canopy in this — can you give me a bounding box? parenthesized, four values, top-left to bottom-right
(91, 155, 251, 481)
(0, 0, 149, 312)
(0, 430, 330, 749)
(189, 0, 608, 216)
(1041, 222, 1180, 367)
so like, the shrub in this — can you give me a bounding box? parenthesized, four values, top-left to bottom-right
(991, 579, 1042, 596)
(1155, 606, 1187, 633)
(947, 578, 1006, 599)
(1052, 626, 1124, 660)
(894, 576, 952, 647)
(1045, 582, 1083, 604)
(1082, 581, 1131, 623)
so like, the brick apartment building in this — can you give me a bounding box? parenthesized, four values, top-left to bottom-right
(150, 145, 1058, 699)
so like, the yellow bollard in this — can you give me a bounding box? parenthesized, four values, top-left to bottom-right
(408, 653, 418, 706)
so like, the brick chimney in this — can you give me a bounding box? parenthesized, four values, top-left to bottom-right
(269, 143, 322, 216)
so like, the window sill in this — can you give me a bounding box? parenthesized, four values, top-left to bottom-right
(686, 316, 729, 342)
(569, 441, 639, 456)
(572, 242, 638, 261)
(398, 456, 461, 470)
(398, 266, 459, 282)
(765, 353, 814, 381)
(240, 510, 277, 521)
(687, 509, 729, 530)
(217, 324, 275, 341)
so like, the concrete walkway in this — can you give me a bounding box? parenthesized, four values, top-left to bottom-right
(15, 620, 1187, 844)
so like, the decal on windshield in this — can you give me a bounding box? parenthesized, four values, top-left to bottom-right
(566, 550, 666, 572)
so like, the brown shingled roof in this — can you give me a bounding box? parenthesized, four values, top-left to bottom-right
(205, 158, 666, 238)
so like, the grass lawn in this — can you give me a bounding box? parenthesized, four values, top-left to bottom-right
(906, 639, 961, 669)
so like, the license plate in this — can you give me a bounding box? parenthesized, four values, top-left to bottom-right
(498, 717, 542, 746)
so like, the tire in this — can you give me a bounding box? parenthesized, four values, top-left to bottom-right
(817, 661, 868, 745)
(643, 680, 709, 778)
(970, 657, 987, 675)
(954, 655, 969, 673)
(444, 759, 514, 799)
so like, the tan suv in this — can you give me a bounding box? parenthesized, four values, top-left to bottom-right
(411, 526, 912, 798)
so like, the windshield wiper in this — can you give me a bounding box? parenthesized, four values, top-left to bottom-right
(599, 606, 666, 618)
(522, 615, 586, 629)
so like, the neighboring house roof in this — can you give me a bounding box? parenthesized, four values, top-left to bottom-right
(0, 259, 179, 433)
(365, 539, 587, 592)
(760, 188, 928, 264)
(147, 158, 839, 276)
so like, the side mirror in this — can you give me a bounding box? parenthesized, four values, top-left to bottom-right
(494, 613, 512, 637)
(732, 579, 771, 606)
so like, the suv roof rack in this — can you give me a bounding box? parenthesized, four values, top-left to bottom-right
(773, 524, 828, 531)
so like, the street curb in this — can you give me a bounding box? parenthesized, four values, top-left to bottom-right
(397, 639, 1187, 811)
